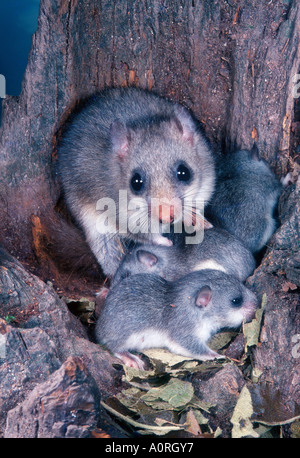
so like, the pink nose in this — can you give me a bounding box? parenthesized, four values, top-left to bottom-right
(159, 205, 175, 224)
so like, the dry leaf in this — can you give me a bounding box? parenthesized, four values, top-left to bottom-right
(185, 409, 202, 435)
(243, 293, 267, 352)
(141, 378, 194, 411)
(122, 364, 156, 382)
(100, 400, 184, 436)
(230, 386, 259, 438)
(143, 348, 194, 367)
(207, 331, 237, 351)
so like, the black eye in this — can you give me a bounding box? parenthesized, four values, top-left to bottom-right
(176, 163, 191, 182)
(130, 172, 144, 193)
(231, 296, 243, 307)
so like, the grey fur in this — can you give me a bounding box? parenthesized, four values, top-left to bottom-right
(58, 87, 215, 277)
(207, 147, 282, 253)
(112, 227, 256, 287)
(95, 269, 258, 365)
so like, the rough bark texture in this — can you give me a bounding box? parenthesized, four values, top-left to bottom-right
(0, 0, 299, 437)
(4, 356, 101, 438)
(192, 363, 246, 433)
(247, 176, 300, 414)
(0, 247, 123, 437)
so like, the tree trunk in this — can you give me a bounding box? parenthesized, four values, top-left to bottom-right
(0, 0, 299, 438)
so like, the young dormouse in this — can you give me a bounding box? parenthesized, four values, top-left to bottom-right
(206, 145, 282, 253)
(96, 269, 258, 369)
(112, 227, 256, 287)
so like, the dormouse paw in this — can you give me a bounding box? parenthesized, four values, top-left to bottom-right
(115, 351, 145, 370)
(96, 286, 109, 299)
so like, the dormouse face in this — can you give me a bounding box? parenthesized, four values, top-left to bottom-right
(109, 108, 215, 241)
(186, 271, 258, 331)
(195, 283, 257, 329)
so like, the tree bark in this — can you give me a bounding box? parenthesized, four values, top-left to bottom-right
(0, 0, 299, 263)
(0, 0, 299, 438)
(0, 246, 123, 437)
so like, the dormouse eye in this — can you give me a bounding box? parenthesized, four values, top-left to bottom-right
(231, 296, 243, 307)
(176, 163, 192, 183)
(130, 171, 144, 193)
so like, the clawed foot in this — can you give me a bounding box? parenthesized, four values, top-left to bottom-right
(115, 351, 145, 370)
(96, 286, 109, 300)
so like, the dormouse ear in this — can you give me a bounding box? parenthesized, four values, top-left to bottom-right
(137, 250, 158, 268)
(195, 285, 212, 308)
(250, 143, 260, 161)
(110, 120, 131, 162)
(173, 105, 196, 145)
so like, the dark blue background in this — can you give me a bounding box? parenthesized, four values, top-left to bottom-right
(0, 0, 40, 121)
